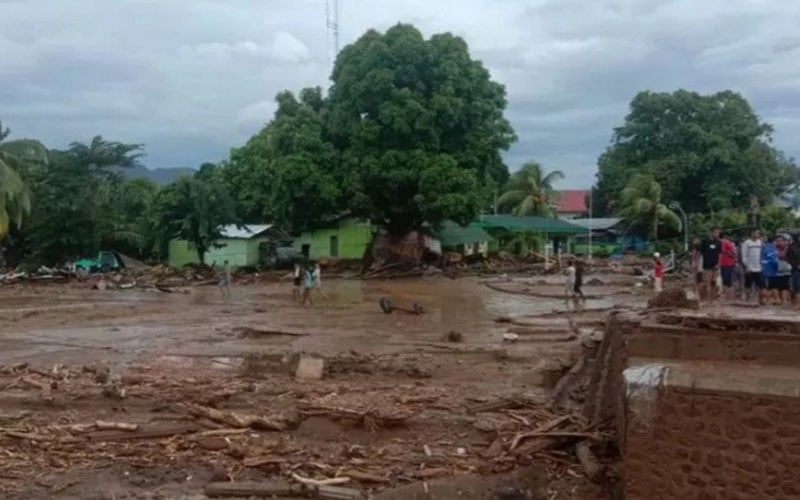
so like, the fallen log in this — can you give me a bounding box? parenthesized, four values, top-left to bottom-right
(318, 485, 366, 500)
(204, 480, 298, 498)
(233, 326, 310, 338)
(174, 403, 296, 431)
(576, 441, 603, 482)
(85, 423, 197, 442)
(94, 420, 139, 432)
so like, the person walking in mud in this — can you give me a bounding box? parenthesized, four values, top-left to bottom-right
(291, 263, 302, 302)
(300, 264, 315, 306)
(700, 227, 722, 302)
(564, 259, 576, 302)
(217, 260, 232, 298)
(312, 262, 327, 301)
(573, 260, 586, 303)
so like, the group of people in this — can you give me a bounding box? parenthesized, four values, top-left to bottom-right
(692, 226, 800, 305)
(292, 262, 324, 305)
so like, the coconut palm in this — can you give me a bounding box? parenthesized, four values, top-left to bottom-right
(497, 161, 564, 216)
(0, 121, 48, 237)
(619, 174, 681, 241)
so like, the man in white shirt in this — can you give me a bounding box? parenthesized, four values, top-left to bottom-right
(741, 230, 764, 303)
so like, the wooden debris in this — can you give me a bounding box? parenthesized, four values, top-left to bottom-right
(575, 441, 603, 482)
(291, 473, 351, 486)
(174, 403, 296, 431)
(342, 469, 392, 484)
(509, 415, 571, 451)
(204, 480, 298, 498)
(94, 421, 139, 432)
(234, 326, 310, 338)
(318, 484, 366, 499)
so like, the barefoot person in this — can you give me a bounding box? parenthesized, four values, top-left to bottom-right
(313, 262, 327, 300)
(300, 264, 315, 306)
(292, 263, 302, 302)
(217, 260, 232, 298)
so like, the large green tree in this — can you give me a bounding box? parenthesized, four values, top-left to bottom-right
(225, 24, 516, 235)
(328, 24, 515, 233)
(618, 174, 682, 241)
(154, 169, 238, 264)
(594, 90, 797, 215)
(497, 161, 564, 216)
(0, 121, 48, 238)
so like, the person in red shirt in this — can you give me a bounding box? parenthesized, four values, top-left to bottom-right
(653, 252, 665, 293)
(720, 237, 737, 300)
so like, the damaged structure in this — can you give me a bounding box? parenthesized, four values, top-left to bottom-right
(582, 308, 800, 499)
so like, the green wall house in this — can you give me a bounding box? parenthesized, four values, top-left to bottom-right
(292, 219, 373, 260)
(435, 221, 493, 257)
(168, 224, 273, 268)
(475, 215, 588, 255)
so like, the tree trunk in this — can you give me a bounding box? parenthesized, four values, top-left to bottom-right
(652, 213, 659, 243)
(197, 248, 205, 265)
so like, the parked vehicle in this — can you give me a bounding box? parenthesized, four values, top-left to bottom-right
(74, 251, 125, 273)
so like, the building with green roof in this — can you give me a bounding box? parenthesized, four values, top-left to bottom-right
(475, 214, 588, 255)
(434, 221, 494, 257)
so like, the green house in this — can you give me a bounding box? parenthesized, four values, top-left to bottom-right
(475, 215, 588, 254)
(168, 224, 273, 268)
(292, 219, 374, 260)
(435, 221, 493, 257)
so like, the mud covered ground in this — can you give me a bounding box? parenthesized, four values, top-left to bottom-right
(0, 275, 646, 499)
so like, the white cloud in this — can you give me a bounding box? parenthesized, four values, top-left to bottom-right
(0, 0, 797, 187)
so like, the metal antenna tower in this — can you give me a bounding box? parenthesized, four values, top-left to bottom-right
(326, 0, 340, 63)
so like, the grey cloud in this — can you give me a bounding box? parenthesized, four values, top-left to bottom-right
(0, 0, 798, 185)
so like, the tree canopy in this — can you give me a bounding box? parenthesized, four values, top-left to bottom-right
(0, 122, 47, 237)
(594, 90, 797, 216)
(497, 161, 564, 216)
(223, 23, 515, 234)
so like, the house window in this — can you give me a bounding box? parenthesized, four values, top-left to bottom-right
(329, 236, 339, 258)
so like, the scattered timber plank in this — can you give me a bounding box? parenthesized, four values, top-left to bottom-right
(86, 423, 197, 442)
(204, 480, 298, 498)
(233, 327, 310, 338)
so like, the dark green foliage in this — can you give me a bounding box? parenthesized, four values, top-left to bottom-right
(153, 169, 238, 264)
(223, 24, 515, 234)
(595, 90, 798, 215)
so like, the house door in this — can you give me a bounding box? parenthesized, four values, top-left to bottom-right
(329, 235, 339, 258)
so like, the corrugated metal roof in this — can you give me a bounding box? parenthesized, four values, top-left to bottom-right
(477, 215, 588, 235)
(435, 222, 493, 247)
(219, 224, 273, 239)
(554, 190, 589, 213)
(570, 218, 623, 231)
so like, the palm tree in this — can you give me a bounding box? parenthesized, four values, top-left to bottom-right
(619, 174, 681, 241)
(497, 161, 564, 216)
(0, 121, 48, 237)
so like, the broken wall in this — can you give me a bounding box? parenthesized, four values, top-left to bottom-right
(590, 310, 800, 499)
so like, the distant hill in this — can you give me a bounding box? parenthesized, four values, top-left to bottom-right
(116, 165, 196, 184)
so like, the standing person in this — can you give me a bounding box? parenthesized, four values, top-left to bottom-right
(312, 262, 327, 300)
(742, 230, 764, 303)
(300, 264, 315, 306)
(700, 227, 722, 302)
(775, 235, 792, 304)
(564, 259, 576, 302)
(653, 252, 665, 293)
(762, 236, 779, 304)
(292, 263, 302, 302)
(719, 235, 738, 301)
(217, 260, 232, 298)
(573, 260, 586, 302)
(786, 234, 800, 305)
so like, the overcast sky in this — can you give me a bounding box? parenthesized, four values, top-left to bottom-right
(1, 0, 799, 188)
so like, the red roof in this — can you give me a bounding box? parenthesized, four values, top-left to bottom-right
(554, 190, 589, 213)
